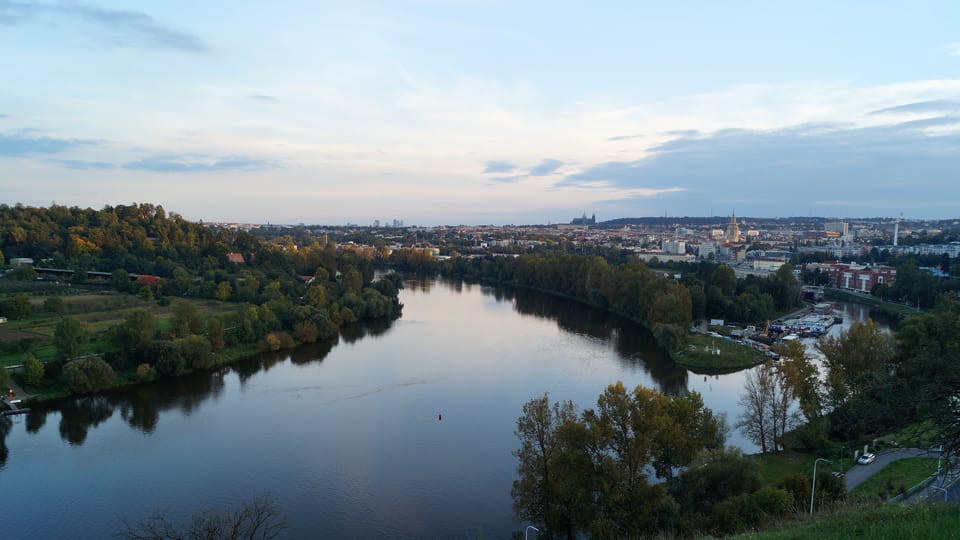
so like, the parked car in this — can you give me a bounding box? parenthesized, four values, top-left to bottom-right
(857, 452, 876, 465)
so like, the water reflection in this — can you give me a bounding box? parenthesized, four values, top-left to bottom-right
(488, 285, 689, 395)
(59, 395, 115, 446)
(0, 415, 10, 469)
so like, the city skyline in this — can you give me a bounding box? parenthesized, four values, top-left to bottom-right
(2, 1, 960, 225)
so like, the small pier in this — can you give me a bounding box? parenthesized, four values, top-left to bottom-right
(1, 395, 29, 416)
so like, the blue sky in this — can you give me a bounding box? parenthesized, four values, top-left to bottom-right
(2, 1, 959, 225)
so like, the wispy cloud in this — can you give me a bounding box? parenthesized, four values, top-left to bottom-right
(249, 94, 278, 102)
(0, 1, 208, 52)
(122, 155, 275, 173)
(869, 100, 960, 115)
(482, 160, 517, 174)
(51, 158, 114, 170)
(0, 132, 96, 156)
(948, 43, 960, 56)
(528, 158, 563, 176)
(606, 134, 643, 142)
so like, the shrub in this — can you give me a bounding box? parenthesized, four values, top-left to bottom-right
(259, 331, 295, 352)
(21, 354, 45, 387)
(293, 321, 319, 343)
(136, 363, 156, 382)
(61, 358, 116, 394)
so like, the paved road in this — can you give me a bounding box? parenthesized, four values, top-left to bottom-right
(844, 447, 934, 491)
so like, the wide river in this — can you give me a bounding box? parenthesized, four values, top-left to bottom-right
(0, 280, 886, 539)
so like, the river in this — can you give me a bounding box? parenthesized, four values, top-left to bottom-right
(0, 280, 887, 539)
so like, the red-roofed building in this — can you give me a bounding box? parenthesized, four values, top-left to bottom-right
(226, 253, 245, 264)
(136, 274, 161, 285)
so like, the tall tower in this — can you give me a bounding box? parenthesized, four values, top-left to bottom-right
(894, 213, 902, 247)
(725, 212, 741, 243)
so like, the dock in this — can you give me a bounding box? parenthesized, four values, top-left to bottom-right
(1, 395, 29, 416)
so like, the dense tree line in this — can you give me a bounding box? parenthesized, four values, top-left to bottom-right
(440, 255, 801, 352)
(442, 254, 693, 350)
(512, 384, 838, 538)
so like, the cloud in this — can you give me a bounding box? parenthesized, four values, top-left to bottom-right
(0, 113, 7, 118)
(0, 132, 96, 156)
(869, 100, 960, 116)
(122, 155, 275, 173)
(560, 118, 960, 216)
(0, 1, 208, 52)
(606, 134, 644, 141)
(482, 160, 517, 174)
(528, 159, 563, 176)
(249, 94, 278, 102)
(948, 44, 960, 56)
(51, 158, 114, 169)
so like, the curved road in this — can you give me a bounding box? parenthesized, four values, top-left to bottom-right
(843, 448, 935, 491)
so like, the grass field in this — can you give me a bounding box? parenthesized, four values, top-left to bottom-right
(0, 294, 235, 367)
(673, 334, 767, 371)
(727, 502, 960, 540)
(850, 457, 938, 502)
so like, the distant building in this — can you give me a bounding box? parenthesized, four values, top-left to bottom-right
(226, 253, 245, 264)
(662, 240, 686, 255)
(810, 263, 896, 293)
(570, 212, 596, 226)
(752, 257, 786, 272)
(825, 221, 849, 236)
(10, 257, 34, 267)
(724, 213, 741, 243)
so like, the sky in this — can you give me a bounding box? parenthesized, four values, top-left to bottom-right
(2, 1, 960, 226)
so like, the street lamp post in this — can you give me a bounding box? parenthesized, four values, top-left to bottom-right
(810, 458, 833, 515)
(525, 525, 542, 540)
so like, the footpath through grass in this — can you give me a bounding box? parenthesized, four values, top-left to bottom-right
(727, 502, 960, 540)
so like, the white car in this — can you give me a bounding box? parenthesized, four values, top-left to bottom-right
(857, 452, 876, 465)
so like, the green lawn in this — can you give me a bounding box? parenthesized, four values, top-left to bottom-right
(673, 334, 767, 371)
(850, 457, 938, 502)
(881, 420, 941, 449)
(0, 294, 235, 367)
(727, 502, 960, 540)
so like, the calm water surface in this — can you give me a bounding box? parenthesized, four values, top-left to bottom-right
(0, 280, 883, 539)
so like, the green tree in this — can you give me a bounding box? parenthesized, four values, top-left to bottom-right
(4, 295, 32, 320)
(61, 358, 116, 394)
(43, 296, 66, 314)
(207, 317, 226, 352)
(215, 281, 233, 301)
(53, 316, 88, 361)
(709, 265, 737, 297)
(511, 393, 579, 538)
(121, 309, 157, 361)
(21, 354, 45, 387)
(775, 339, 821, 421)
(171, 301, 202, 337)
(818, 320, 894, 408)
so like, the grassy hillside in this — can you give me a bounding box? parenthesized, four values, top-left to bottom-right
(728, 503, 960, 540)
